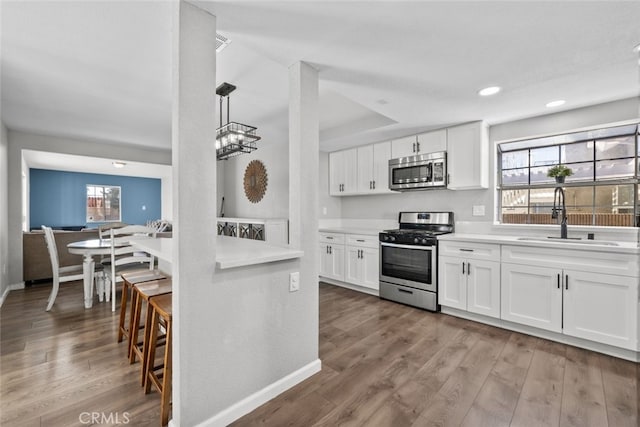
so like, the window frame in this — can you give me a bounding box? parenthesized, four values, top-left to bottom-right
(496, 124, 639, 228)
(86, 184, 122, 223)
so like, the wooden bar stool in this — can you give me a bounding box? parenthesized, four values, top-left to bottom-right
(144, 293, 172, 426)
(128, 278, 173, 378)
(118, 270, 168, 343)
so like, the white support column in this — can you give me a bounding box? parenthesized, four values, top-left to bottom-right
(171, 2, 217, 426)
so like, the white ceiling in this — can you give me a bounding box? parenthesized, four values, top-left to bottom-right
(2, 1, 639, 162)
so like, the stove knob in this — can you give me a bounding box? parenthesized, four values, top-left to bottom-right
(389, 236, 396, 242)
(414, 237, 420, 244)
(421, 238, 428, 245)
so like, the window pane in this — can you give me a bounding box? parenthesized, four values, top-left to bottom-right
(529, 188, 556, 209)
(501, 150, 528, 169)
(564, 162, 593, 182)
(530, 166, 554, 184)
(593, 206, 635, 226)
(501, 189, 528, 209)
(561, 142, 592, 163)
(564, 186, 593, 208)
(595, 185, 635, 207)
(501, 209, 529, 224)
(595, 159, 635, 180)
(595, 136, 635, 160)
(87, 185, 121, 223)
(530, 146, 558, 167)
(501, 168, 529, 185)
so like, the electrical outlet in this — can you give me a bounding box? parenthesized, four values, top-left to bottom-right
(289, 272, 300, 292)
(472, 205, 485, 216)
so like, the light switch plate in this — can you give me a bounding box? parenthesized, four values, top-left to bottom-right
(289, 272, 300, 292)
(472, 205, 485, 216)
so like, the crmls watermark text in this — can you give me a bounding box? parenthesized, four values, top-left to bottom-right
(79, 412, 131, 424)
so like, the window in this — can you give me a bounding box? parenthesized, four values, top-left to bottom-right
(498, 124, 639, 227)
(86, 185, 121, 223)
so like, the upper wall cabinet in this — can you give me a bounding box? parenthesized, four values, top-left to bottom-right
(392, 129, 447, 158)
(447, 121, 489, 190)
(357, 141, 394, 194)
(329, 148, 358, 195)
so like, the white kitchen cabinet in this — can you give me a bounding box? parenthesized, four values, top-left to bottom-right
(391, 135, 419, 158)
(356, 141, 393, 194)
(501, 263, 563, 332)
(438, 241, 501, 318)
(562, 270, 637, 349)
(446, 121, 488, 190)
(416, 129, 447, 153)
(329, 148, 357, 195)
(319, 242, 345, 281)
(500, 245, 639, 350)
(344, 234, 379, 290)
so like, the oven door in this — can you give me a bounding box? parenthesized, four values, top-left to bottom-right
(379, 242, 437, 292)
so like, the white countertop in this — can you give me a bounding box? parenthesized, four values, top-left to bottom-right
(319, 227, 382, 236)
(131, 236, 303, 269)
(439, 233, 640, 254)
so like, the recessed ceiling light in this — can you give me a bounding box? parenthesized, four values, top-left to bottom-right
(546, 100, 566, 108)
(478, 86, 501, 96)
(112, 161, 126, 168)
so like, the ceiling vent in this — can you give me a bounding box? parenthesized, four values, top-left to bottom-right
(216, 33, 232, 53)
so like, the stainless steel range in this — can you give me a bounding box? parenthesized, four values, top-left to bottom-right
(379, 212, 454, 311)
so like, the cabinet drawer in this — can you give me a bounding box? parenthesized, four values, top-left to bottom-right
(439, 241, 500, 261)
(346, 234, 378, 248)
(319, 232, 345, 244)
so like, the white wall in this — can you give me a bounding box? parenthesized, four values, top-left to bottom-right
(222, 124, 289, 219)
(318, 151, 342, 219)
(6, 130, 171, 284)
(337, 97, 640, 224)
(0, 122, 9, 299)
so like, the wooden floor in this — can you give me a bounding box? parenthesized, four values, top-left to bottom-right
(233, 283, 639, 427)
(1, 282, 638, 427)
(0, 281, 162, 427)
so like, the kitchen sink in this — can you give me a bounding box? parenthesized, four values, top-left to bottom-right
(516, 237, 619, 246)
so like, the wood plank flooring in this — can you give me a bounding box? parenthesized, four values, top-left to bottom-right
(233, 283, 639, 427)
(2, 281, 638, 427)
(0, 281, 162, 427)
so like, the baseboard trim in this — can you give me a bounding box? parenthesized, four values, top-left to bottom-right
(193, 358, 322, 427)
(319, 277, 379, 297)
(0, 282, 26, 308)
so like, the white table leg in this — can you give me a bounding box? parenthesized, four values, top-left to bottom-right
(83, 254, 95, 309)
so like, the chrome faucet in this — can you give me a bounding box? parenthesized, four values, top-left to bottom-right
(552, 187, 567, 239)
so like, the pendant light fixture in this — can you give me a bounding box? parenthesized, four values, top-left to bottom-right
(216, 82, 261, 160)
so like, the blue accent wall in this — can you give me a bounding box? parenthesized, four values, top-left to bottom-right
(30, 169, 161, 229)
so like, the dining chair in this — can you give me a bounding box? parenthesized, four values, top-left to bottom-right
(102, 225, 157, 311)
(41, 225, 92, 311)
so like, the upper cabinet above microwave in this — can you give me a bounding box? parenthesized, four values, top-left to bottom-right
(391, 129, 447, 158)
(329, 142, 395, 196)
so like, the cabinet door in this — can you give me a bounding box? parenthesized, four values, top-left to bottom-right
(329, 244, 345, 281)
(319, 243, 330, 277)
(466, 260, 501, 318)
(372, 141, 392, 193)
(360, 247, 380, 290)
(344, 246, 362, 285)
(328, 151, 344, 196)
(356, 145, 374, 193)
(447, 121, 488, 190)
(391, 135, 418, 159)
(438, 256, 467, 310)
(563, 270, 638, 350)
(416, 129, 447, 153)
(501, 263, 562, 333)
(342, 148, 358, 195)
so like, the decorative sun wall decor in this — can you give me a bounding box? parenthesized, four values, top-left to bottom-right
(243, 160, 268, 203)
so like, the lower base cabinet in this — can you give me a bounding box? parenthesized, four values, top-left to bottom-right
(319, 242, 345, 282)
(319, 232, 379, 292)
(440, 256, 500, 318)
(345, 246, 379, 290)
(501, 262, 638, 350)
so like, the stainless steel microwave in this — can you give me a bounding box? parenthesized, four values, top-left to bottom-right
(388, 151, 447, 191)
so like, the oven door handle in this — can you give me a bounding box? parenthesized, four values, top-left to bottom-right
(380, 242, 434, 250)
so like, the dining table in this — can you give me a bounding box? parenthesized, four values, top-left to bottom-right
(67, 239, 124, 308)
